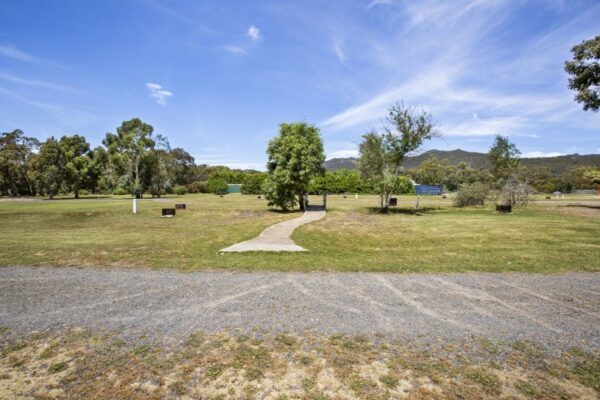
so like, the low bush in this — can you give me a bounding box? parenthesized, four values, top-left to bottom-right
(207, 178, 228, 195)
(454, 183, 490, 207)
(173, 185, 188, 195)
(187, 181, 207, 193)
(495, 179, 534, 207)
(113, 187, 128, 196)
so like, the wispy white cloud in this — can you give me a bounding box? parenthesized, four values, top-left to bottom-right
(0, 85, 95, 127)
(321, 0, 599, 151)
(0, 44, 37, 62)
(333, 39, 347, 64)
(368, 0, 392, 9)
(0, 43, 63, 68)
(247, 25, 260, 41)
(0, 71, 81, 93)
(145, 82, 173, 105)
(223, 45, 247, 55)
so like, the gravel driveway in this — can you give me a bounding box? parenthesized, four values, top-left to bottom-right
(1, 267, 599, 351)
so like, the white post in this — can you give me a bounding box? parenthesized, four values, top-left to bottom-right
(355, 193, 358, 199)
(133, 198, 137, 214)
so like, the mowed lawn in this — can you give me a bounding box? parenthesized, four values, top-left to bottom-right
(0, 194, 598, 272)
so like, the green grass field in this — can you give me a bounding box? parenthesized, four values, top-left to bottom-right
(0, 194, 598, 272)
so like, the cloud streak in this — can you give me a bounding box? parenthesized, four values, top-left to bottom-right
(0, 71, 81, 93)
(320, 0, 598, 145)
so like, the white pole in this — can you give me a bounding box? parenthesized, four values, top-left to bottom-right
(133, 198, 137, 214)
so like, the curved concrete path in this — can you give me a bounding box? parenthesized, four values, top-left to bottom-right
(221, 207, 326, 252)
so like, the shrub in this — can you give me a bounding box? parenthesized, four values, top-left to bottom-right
(241, 174, 266, 195)
(173, 185, 188, 195)
(494, 179, 534, 207)
(454, 183, 490, 207)
(207, 177, 228, 195)
(113, 187, 128, 196)
(187, 181, 207, 193)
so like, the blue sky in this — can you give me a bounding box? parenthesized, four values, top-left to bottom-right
(0, 0, 598, 169)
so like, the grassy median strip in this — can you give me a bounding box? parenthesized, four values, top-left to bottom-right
(1, 328, 598, 399)
(0, 194, 598, 272)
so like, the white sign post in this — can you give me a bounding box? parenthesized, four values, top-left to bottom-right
(133, 198, 137, 214)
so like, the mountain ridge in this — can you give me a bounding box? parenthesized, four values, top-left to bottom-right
(324, 149, 600, 175)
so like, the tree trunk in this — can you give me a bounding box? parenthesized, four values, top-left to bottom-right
(74, 190, 79, 199)
(383, 192, 390, 213)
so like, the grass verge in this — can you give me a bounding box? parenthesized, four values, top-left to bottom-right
(0, 194, 598, 272)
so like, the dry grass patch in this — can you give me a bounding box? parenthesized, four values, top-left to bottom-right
(2, 329, 598, 399)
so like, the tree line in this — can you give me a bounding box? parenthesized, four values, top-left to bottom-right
(0, 118, 267, 198)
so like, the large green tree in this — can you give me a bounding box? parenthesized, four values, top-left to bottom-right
(59, 135, 92, 198)
(565, 35, 600, 112)
(263, 122, 325, 211)
(0, 129, 39, 196)
(358, 104, 437, 211)
(170, 147, 195, 185)
(32, 137, 64, 199)
(103, 118, 155, 197)
(488, 135, 521, 183)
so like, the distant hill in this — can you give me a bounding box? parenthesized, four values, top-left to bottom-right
(324, 149, 600, 175)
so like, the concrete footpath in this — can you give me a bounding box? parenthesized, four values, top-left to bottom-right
(221, 208, 326, 252)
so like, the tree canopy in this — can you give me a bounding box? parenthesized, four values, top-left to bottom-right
(263, 122, 325, 211)
(565, 35, 600, 112)
(488, 135, 521, 183)
(358, 104, 437, 211)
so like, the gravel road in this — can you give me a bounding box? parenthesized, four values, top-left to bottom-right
(1, 267, 599, 350)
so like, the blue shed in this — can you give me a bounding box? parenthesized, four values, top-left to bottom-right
(227, 184, 242, 194)
(414, 184, 442, 195)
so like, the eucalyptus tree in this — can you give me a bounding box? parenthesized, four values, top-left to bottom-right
(59, 135, 92, 198)
(0, 129, 39, 196)
(32, 137, 64, 199)
(488, 135, 521, 183)
(103, 118, 155, 197)
(358, 104, 437, 211)
(148, 134, 173, 197)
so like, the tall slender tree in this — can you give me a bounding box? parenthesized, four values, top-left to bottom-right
(358, 104, 438, 211)
(488, 135, 521, 183)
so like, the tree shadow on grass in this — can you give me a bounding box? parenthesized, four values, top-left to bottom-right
(266, 208, 304, 214)
(365, 206, 440, 216)
(565, 205, 600, 210)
